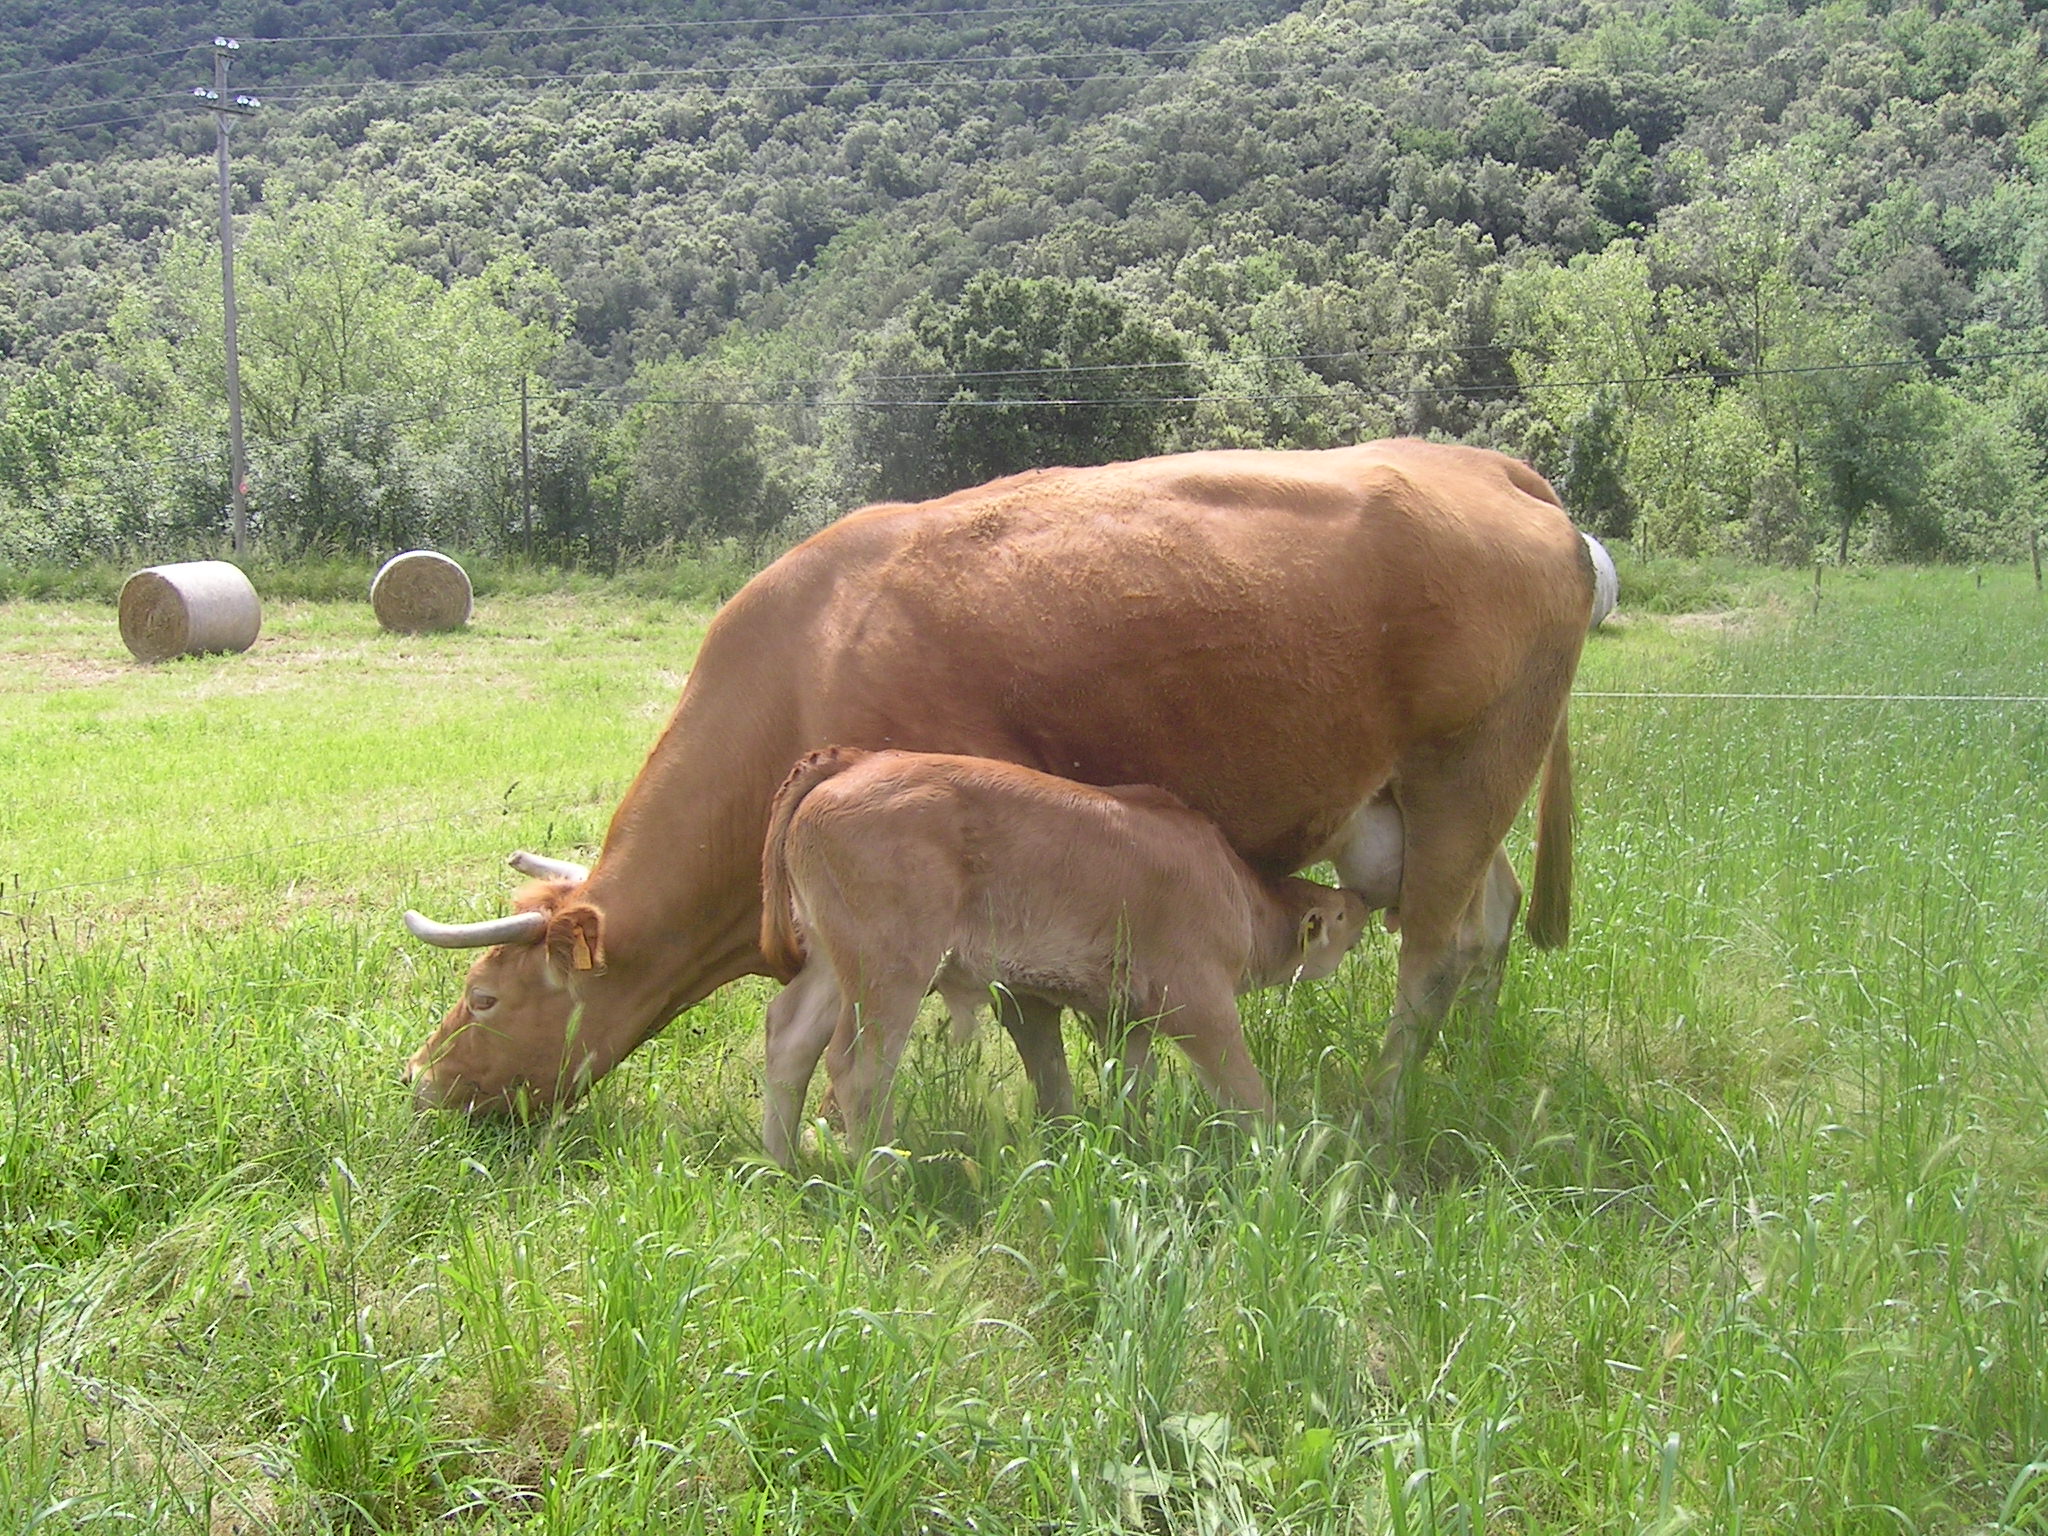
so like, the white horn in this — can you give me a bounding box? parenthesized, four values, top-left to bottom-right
(507, 850, 590, 882)
(403, 909, 549, 949)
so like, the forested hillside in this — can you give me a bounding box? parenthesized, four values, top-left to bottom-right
(2, 0, 2044, 567)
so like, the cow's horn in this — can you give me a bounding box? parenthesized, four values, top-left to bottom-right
(507, 850, 590, 882)
(403, 909, 549, 949)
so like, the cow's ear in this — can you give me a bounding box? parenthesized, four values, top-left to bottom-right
(546, 902, 608, 976)
(1298, 908, 1327, 951)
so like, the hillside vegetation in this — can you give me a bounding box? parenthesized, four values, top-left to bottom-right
(1, 0, 2045, 565)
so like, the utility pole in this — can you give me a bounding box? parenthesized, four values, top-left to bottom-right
(194, 39, 258, 557)
(520, 373, 534, 557)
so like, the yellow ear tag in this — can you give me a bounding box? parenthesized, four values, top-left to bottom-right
(572, 929, 596, 971)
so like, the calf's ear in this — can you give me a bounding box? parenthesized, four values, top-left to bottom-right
(1298, 908, 1328, 951)
(546, 902, 608, 976)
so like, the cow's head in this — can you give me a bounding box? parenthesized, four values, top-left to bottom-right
(402, 852, 613, 1115)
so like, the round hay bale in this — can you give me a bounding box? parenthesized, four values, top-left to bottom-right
(1582, 531, 1619, 628)
(118, 560, 262, 663)
(371, 550, 472, 634)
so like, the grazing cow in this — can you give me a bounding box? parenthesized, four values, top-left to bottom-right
(754, 746, 1375, 1165)
(402, 439, 1593, 1132)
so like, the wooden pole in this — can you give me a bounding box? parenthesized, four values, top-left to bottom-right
(2032, 525, 2041, 593)
(209, 40, 253, 558)
(521, 373, 533, 557)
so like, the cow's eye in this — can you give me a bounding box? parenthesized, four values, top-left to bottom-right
(469, 990, 499, 1015)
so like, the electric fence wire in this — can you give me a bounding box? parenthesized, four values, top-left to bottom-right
(5, 781, 627, 905)
(109, 339, 2048, 478)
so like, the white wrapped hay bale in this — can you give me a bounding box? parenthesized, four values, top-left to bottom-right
(371, 550, 472, 633)
(1582, 532, 1619, 628)
(118, 560, 262, 662)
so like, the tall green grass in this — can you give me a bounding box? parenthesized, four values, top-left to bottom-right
(3, 567, 2046, 1532)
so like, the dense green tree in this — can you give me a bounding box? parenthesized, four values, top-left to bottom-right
(1802, 363, 1940, 563)
(1584, 128, 1656, 233)
(849, 272, 1195, 500)
(0, 362, 171, 559)
(1912, 388, 2038, 559)
(625, 362, 797, 546)
(105, 194, 560, 549)
(1502, 243, 1679, 539)
(123, 198, 558, 442)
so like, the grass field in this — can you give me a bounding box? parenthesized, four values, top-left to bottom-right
(4, 564, 2047, 1533)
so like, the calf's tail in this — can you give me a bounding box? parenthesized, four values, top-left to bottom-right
(1524, 706, 1574, 949)
(760, 746, 866, 982)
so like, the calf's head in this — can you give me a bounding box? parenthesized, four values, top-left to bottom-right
(403, 853, 612, 1115)
(1274, 881, 1376, 984)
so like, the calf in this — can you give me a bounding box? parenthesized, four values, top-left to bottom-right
(757, 747, 1374, 1167)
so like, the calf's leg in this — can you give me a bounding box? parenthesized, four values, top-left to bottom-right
(823, 975, 929, 1162)
(1158, 996, 1274, 1117)
(935, 972, 1076, 1120)
(993, 990, 1075, 1118)
(762, 960, 843, 1169)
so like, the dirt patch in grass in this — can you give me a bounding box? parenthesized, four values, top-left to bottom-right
(5, 650, 133, 689)
(1661, 594, 1793, 638)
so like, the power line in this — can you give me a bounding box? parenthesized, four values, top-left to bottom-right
(0, 97, 190, 131)
(0, 45, 200, 88)
(0, 50, 1217, 137)
(117, 394, 520, 476)
(98, 339, 2038, 478)
(0, 1, 1257, 124)
(258, 49, 1203, 100)
(853, 342, 1514, 383)
(36, 328, 2048, 484)
(269, 0, 1265, 49)
(536, 342, 2044, 414)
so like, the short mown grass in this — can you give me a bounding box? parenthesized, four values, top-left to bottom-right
(3, 565, 2046, 1533)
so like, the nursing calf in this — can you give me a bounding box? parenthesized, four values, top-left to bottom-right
(757, 748, 1374, 1167)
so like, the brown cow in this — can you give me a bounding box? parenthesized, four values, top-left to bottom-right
(755, 747, 1374, 1166)
(402, 439, 1592, 1133)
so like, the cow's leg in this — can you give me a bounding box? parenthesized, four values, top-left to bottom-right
(1341, 804, 1524, 1022)
(823, 974, 928, 1161)
(1161, 996, 1274, 1117)
(991, 990, 1075, 1119)
(762, 960, 843, 1169)
(1374, 721, 1552, 1132)
(1453, 845, 1524, 1015)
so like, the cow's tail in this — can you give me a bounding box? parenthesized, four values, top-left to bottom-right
(1524, 706, 1574, 949)
(760, 746, 865, 983)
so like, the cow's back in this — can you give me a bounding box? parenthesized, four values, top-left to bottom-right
(728, 440, 1589, 874)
